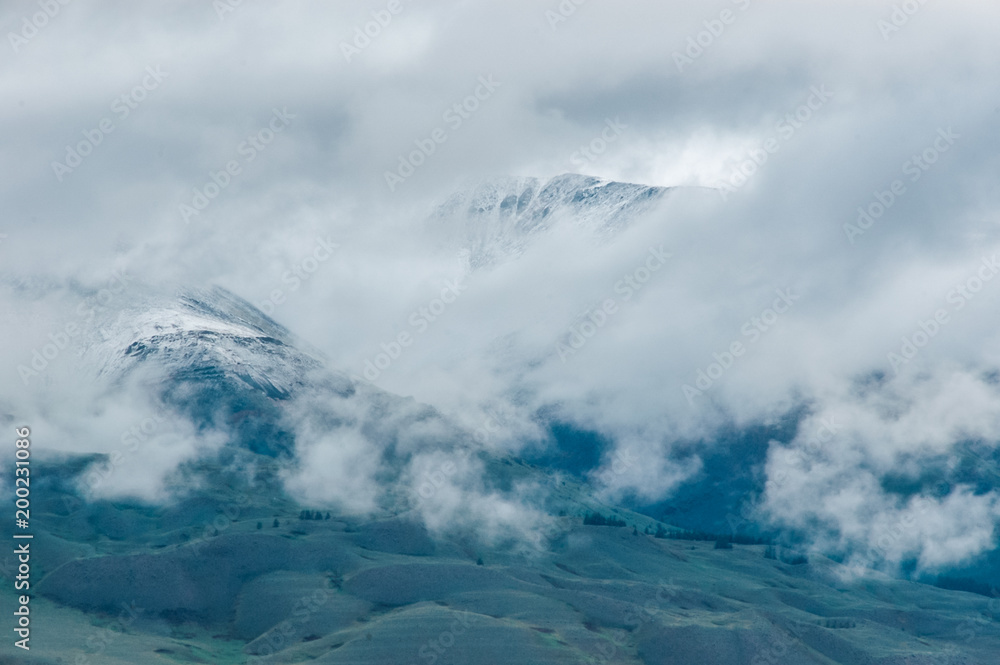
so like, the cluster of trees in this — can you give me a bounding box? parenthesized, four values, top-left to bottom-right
(582, 513, 810, 564)
(299, 510, 331, 521)
(643, 525, 769, 546)
(583, 512, 627, 527)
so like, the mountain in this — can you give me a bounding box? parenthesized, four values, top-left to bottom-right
(78, 286, 328, 458)
(6, 172, 1000, 663)
(429, 173, 672, 269)
(17, 495, 1000, 665)
(5, 282, 999, 664)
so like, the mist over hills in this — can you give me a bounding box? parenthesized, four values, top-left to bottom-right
(2, 174, 999, 664)
(5, 2, 1000, 662)
(3, 282, 999, 665)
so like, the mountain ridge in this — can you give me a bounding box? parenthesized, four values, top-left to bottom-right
(430, 173, 672, 269)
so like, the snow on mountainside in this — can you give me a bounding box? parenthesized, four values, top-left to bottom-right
(83, 286, 324, 393)
(77, 286, 333, 457)
(12, 187, 1000, 665)
(431, 173, 672, 268)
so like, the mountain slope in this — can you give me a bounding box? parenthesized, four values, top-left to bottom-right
(6, 283, 999, 664)
(430, 173, 672, 268)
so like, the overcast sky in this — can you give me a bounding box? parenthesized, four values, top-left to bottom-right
(3, 0, 1000, 572)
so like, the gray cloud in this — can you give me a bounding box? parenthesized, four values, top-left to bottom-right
(3, 0, 1000, 568)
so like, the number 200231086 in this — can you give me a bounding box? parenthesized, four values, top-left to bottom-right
(15, 427, 30, 527)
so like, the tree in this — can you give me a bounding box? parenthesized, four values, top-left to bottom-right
(583, 512, 626, 527)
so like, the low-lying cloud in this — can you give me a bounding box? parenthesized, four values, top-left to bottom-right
(3, 0, 1000, 571)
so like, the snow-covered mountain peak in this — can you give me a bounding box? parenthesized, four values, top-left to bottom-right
(431, 173, 672, 269)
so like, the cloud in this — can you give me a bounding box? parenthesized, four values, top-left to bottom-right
(3, 0, 1000, 569)
(281, 427, 383, 515)
(763, 367, 1000, 570)
(405, 448, 555, 549)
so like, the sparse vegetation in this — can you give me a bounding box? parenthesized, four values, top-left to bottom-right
(655, 527, 769, 545)
(583, 512, 627, 527)
(761, 544, 807, 564)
